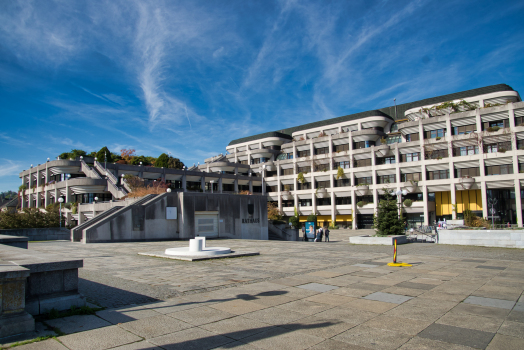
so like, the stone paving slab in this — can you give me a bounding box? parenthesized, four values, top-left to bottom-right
(45, 314, 111, 334)
(363, 292, 413, 304)
(148, 327, 234, 350)
(296, 283, 339, 293)
(418, 323, 494, 349)
(13, 338, 68, 350)
(58, 325, 143, 350)
(110, 340, 164, 349)
(138, 251, 260, 261)
(463, 296, 516, 310)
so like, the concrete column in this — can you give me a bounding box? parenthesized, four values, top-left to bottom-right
(249, 180, 253, 194)
(234, 178, 238, 193)
(418, 120, 424, 156)
(331, 191, 336, 224)
(422, 185, 429, 225)
(508, 106, 516, 128)
(328, 135, 333, 170)
(201, 177, 205, 192)
(352, 190, 357, 229)
(475, 108, 482, 132)
(65, 182, 71, 203)
(481, 181, 488, 219)
(450, 183, 457, 220)
(54, 188, 58, 205)
(445, 117, 452, 138)
(515, 179, 522, 227)
(218, 177, 223, 194)
(182, 173, 187, 192)
(44, 189, 49, 208)
(395, 145, 401, 185)
(372, 188, 378, 213)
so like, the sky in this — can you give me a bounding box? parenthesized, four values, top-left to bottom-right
(1, 0, 524, 192)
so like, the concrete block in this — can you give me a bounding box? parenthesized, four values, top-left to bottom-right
(39, 294, 86, 315)
(0, 312, 35, 338)
(25, 299, 39, 316)
(27, 270, 63, 297)
(63, 269, 79, 292)
(46, 235, 58, 240)
(0, 235, 29, 249)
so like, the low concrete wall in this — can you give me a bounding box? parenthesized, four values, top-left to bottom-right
(0, 228, 70, 241)
(438, 230, 524, 248)
(350, 235, 408, 245)
(0, 234, 29, 249)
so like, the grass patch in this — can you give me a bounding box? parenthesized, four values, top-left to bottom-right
(2, 335, 57, 348)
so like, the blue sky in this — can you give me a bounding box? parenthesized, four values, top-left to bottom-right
(1, 0, 524, 192)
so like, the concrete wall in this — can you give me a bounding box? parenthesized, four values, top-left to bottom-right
(438, 230, 524, 248)
(82, 192, 268, 243)
(179, 192, 268, 240)
(0, 228, 70, 241)
(84, 193, 178, 243)
(349, 235, 408, 245)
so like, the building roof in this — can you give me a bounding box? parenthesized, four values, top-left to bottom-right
(227, 84, 517, 146)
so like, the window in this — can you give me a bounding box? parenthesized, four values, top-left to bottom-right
(377, 156, 396, 165)
(334, 144, 349, 152)
(281, 168, 294, 176)
(390, 123, 399, 133)
(276, 152, 293, 160)
(453, 145, 478, 156)
(386, 135, 402, 144)
(281, 184, 294, 191)
(486, 165, 513, 176)
(355, 177, 372, 185)
(282, 200, 294, 207)
(267, 185, 278, 192)
(401, 173, 421, 182)
(334, 161, 351, 169)
(297, 182, 311, 190)
(516, 116, 524, 126)
(335, 197, 351, 205)
(456, 167, 480, 177)
(266, 170, 277, 177)
(299, 199, 312, 207)
(315, 147, 329, 155)
(427, 170, 450, 180)
(405, 133, 420, 142)
(425, 129, 447, 139)
(334, 179, 351, 187)
(354, 141, 375, 149)
(401, 153, 420, 162)
(425, 149, 448, 160)
(377, 174, 395, 184)
(297, 150, 310, 157)
(354, 158, 372, 168)
(317, 198, 331, 206)
(315, 181, 330, 189)
(484, 141, 511, 153)
(297, 166, 310, 173)
(453, 125, 476, 135)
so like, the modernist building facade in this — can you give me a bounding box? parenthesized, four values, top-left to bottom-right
(18, 84, 524, 229)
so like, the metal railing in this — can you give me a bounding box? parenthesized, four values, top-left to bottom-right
(80, 160, 101, 179)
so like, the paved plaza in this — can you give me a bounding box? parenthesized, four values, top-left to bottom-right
(6, 230, 524, 349)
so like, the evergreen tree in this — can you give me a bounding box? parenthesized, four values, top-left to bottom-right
(155, 153, 170, 168)
(373, 189, 405, 236)
(167, 157, 184, 169)
(96, 146, 112, 163)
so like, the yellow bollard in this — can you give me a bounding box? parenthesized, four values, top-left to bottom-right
(387, 239, 412, 267)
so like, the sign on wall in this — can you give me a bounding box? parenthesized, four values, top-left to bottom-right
(166, 207, 177, 220)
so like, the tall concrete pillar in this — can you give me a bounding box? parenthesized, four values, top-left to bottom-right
(475, 108, 482, 133)
(201, 176, 205, 192)
(249, 180, 253, 194)
(481, 181, 488, 219)
(515, 179, 522, 227)
(352, 190, 357, 229)
(234, 178, 238, 193)
(450, 184, 457, 220)
(182, 173, 187, 192)
(218, 177, 223, 194)
(422, 185, 429, 225)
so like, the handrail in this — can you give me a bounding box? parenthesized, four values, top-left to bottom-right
(94, 160, 128, 196)
(122, 179, 132, 193)
(94, 161, 118, 184)
(80, 160, 101, 179)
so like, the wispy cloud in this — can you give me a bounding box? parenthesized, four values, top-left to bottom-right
(0, 159, 23, 177)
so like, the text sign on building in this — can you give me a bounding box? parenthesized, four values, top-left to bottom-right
(242, 218, 260, 223)
(166, 207, 177, 220)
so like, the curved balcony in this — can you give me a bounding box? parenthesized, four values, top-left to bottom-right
(20, 159, 81, 177)
(351, 129, 386, 142)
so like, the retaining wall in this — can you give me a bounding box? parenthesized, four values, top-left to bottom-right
(349, 235, 408, 245)
(438, 230, 524, 248)
(0, 228, 70, 241)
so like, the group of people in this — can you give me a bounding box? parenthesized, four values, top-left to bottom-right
(302, 225, 330, 242)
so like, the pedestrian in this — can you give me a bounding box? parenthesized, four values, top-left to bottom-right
(316, 228, 323, 242)
(324, 226, 330, 242)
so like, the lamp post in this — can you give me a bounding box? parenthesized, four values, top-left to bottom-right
(488, 197, 498, 229)
(395, 189, 408, 216)
(104, 151, 107, 170)
(58, 197, 64, 228)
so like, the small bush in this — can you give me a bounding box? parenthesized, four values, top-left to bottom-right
(487, 126, 500, 132)
(357, 201, 367, 207)
(403, 199, 412, 207)
(306, 213, 317, 223)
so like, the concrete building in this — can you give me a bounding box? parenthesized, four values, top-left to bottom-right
(18, 83, 524, 229)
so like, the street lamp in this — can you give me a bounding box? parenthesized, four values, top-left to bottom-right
(488, 197, 498, 228)
(166, 188, 171, 193)
(395, 189, 408, 216)
(58, 197, 64, 228)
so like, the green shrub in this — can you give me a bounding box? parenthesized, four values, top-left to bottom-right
(403, 199, 412, 207)
(306, 213, 317, 223)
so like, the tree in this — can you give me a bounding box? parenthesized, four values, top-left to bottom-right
(130, 155, 152, 166)
(306, 213, 317, 225)
(167, 157, 184, 169)
(289, 207, 299, 228)
(267, 202, 282, 221)
(120, 149, 136, 164)
(70, 149, 87, 159)
(373, 189, 405, 236)
(155, 153, 170, 168)
(96, 146, 113, 163)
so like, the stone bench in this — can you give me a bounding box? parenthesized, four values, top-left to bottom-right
(0, 244, 85, 317)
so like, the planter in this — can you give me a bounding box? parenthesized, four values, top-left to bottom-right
(349, 235, 408, 245)
(355, 185, 369, 196)
(316, 188, 327, 198)
(459, 176, 475, 190)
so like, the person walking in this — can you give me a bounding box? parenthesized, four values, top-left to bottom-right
(315, 227, 323, 242)
(324, 227, 330, 242)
